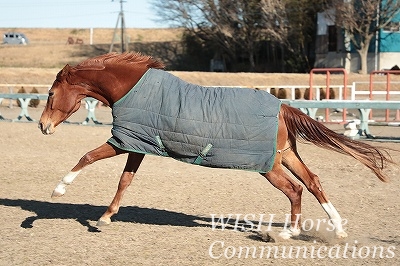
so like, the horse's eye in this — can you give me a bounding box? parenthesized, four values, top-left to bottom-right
(49, 91, 54, 97)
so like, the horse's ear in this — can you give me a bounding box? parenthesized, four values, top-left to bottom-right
(56, 64, 72, 80)
(61, 64, 71, 75)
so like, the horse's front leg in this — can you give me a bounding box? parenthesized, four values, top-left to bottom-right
(97, 152, 145, 226)
(52, 143, 124, 198)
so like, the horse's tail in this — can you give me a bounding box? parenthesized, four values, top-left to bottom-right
(280, 104, 394, 182)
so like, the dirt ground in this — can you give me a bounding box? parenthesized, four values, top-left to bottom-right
(0, 104, 399, 265)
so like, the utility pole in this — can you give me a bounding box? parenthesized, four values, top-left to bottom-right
(109, 0, 127, 53)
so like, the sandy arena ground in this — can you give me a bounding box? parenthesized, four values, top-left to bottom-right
(0, 104, 399, 265)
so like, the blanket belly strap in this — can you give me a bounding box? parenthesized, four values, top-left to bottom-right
(155, 136, 169, 156)
(193, 143, 213, 165)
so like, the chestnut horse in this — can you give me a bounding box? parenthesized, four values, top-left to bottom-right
(39, 52, 393, 240)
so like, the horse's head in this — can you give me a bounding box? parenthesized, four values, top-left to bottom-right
(39, 52, 166, 135)
(39, 64, 88, 135)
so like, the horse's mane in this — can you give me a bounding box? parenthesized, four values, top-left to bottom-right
(73, 52, 166, 71)
(55, 52, 165, 83)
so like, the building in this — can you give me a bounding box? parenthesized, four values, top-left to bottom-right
(314, 7, 400, 73)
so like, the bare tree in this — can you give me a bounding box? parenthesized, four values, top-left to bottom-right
(272, 0, 325, 71)
(152, 0, 289, 71)
(330, 0, 400, 74)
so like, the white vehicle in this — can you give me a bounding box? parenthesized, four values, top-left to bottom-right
(3, 32, 29, 45)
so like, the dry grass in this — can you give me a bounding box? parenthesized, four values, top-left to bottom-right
(0, 28, 184, 68)
(1, 28, 184, 44)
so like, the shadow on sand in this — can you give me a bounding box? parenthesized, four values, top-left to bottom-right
(0, 198, 211, 232)
(0, 198, 288, 235)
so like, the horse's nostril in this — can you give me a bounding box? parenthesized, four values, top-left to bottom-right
(38, 122, 49, 134)
(39, 122, 46, 132)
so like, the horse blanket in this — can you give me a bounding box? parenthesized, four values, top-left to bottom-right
(107, 68, 281, 173)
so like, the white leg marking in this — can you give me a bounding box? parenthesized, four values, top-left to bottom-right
(321, 202, 348, 238)
(52, 170, 82, 198)
(279, 227, 301, 239)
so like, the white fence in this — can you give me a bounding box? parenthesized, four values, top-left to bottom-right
(350, 82, 400, 101)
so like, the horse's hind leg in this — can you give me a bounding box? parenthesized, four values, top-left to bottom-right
(263, 161, 304, 239)
(97, 152, 144, 226)
(282, 148, 348, 238)
(52, 143, 123, 197)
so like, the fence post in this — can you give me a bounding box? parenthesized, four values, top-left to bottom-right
(369, 70, 400, 122)
(309, 68, 348, 122)
(8, 87, 13, 108)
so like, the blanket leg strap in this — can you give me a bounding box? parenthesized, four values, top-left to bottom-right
(193, 144, 213, 165)
(155, 136, 169, 156)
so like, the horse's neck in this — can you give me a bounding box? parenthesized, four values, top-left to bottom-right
(89, 65, 149, 107)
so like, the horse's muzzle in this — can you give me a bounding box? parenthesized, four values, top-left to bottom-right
(38, 121, 54, 135)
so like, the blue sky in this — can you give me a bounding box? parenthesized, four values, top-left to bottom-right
(0, 0, 164, 29)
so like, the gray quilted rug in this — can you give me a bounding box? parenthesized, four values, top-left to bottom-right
(108, 68, 281, 173)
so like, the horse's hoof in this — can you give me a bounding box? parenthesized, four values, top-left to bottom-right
(290, 227, 301, 236)
(51, 188, 65, 198)
(278, 227, 300, 239)
(278, 230, 292, 240)
(336, 231, 348, 238)
(51, 183, 66, 198)
(96, 218, 111, 226)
